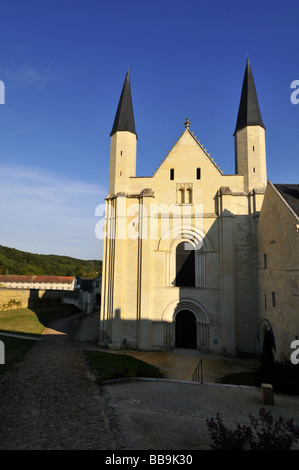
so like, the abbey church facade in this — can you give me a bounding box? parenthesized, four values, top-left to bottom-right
(99, 60, 269, 356)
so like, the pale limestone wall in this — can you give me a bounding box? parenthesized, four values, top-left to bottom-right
(101, 126, 266, 353)
(130, 132, 244, 207)
(235, 126, 267, 192)
(0, 289, 63, 310)
(258, 182, 299, 361)
(0, 289, 32, 309)
(109, 131, 137, 195)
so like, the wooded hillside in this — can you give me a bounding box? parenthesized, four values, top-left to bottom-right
(0, 245, 102, 278)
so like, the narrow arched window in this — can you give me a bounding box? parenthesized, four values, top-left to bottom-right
(179, 188, 185, 203)
(175, 242, 195, 287)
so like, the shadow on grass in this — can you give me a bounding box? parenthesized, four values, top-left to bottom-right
(0, 335, 38, 377)
(83, 350, 165, 383)
(221, 362, 299, 396)
(0, 303, 82, 377)
(29, 304, 82, 332)
(221, 371, 257, 387)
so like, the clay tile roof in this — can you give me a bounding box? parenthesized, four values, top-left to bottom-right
(0, 275, 34, 283)
(0, 275, 75, 283)
(33, 276, 74, 283)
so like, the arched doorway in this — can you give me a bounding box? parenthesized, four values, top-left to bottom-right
(175, 310, 197, 349)
(260, 320, 276, 366)
(262, 328, 275, 365)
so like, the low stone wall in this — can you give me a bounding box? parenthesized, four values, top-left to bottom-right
(0, 288, 64, 310)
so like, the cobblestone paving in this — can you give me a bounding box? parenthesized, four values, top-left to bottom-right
(0, 317, 127, 450)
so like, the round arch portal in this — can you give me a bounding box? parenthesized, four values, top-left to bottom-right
(260, 319, 276, 365)
(162, 299, 210, 350)
(175, 310, 197, 348)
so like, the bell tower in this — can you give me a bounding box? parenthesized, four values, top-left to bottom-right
(109, 70, 137, 196)
(234, 59, 267, 192)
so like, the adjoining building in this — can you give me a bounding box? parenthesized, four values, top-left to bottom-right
(0, 275, 77, 291)
(64, 275, 101, 315)
(99, 59, 269, 355)
(258, 182, 299, 362)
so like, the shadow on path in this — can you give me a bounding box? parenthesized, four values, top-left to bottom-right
(0, 313, 126, 450)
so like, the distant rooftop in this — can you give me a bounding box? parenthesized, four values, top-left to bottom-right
(0, 275, 75, 283)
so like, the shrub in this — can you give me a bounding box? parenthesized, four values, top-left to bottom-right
(1, 299, 22, 309)
(206, 408, 299, 450)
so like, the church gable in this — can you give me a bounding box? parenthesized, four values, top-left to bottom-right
(153, 125, 223, 183)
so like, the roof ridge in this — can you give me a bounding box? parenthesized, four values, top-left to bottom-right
(186, 128, 223, 174)
(152, 127, 223, 176)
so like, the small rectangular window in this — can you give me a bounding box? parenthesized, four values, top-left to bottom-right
(272, 292, 276, 308)
(263, 254, 267, 269)
(253, 167, 256, 173)
(170, 168, 174, 180)
(253, 146, 255, 151)
(264, 294, 267, 310)
(196, 168, 201, 180)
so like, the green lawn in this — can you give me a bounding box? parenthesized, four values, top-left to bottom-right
(0, 308, 45, 335)
(84, 350, 165, 382)
(0, 304, 81, 377)
(0, 305, 164, 382)
(0, 304, 80, 335)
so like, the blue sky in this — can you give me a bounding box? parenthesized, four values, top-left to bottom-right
(0, 0, 298, 260)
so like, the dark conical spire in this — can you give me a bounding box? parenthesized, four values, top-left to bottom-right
(234, 58, 265, 135)
(110, 70, 137, 138)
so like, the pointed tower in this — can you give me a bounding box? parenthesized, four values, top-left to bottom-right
(234, 59, 267, 192)
(109, 70, 137, 196)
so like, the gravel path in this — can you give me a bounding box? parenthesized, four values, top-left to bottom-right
(2, 315, 299, 451)
(0, 316, 127, 450)
(103, 379, 299, 450)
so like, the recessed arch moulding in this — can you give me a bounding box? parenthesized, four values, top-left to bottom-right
(162, 298, 210, 350)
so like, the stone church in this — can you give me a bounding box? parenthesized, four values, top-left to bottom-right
(99, 59, 268, 355)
